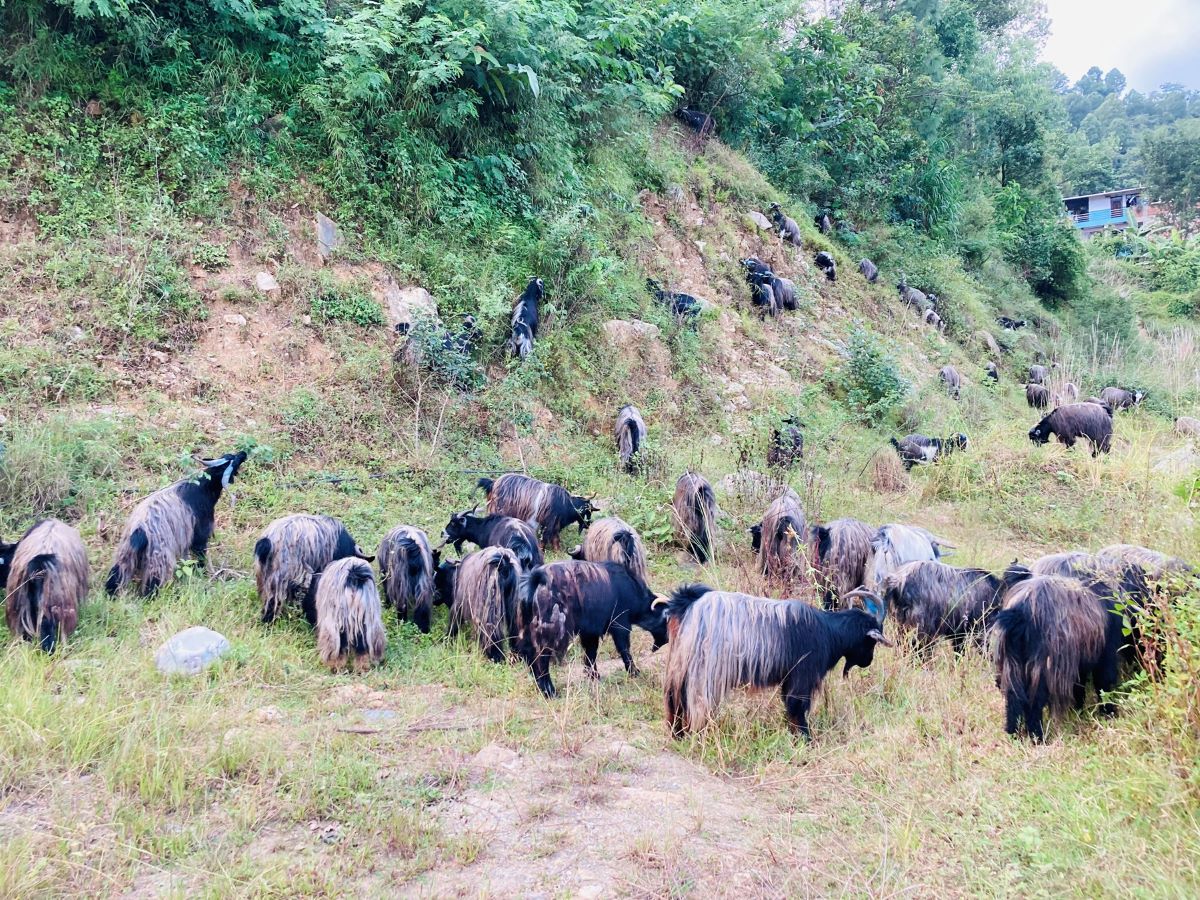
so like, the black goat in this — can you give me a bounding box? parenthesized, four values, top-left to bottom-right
(672, 472, 718, 563)
(996, 316, 1027, 330)
(1029, 403, 1113, 456)
(814, 251, 837, 282)
(769, 203, 803, 246)
(985, 361, 999, 383)
(441, 508, 543, 573)
(1, 519, 89, 652)
(376, 525, 438, 633)
(1099, 386, 1143, 410)
(890, 433, 968, 471)
(646, 279, 703, 324)
(810, 518, 875, 610)
(858, 258, 879, 283)
(815, 211, 833, 234)
(767, 420, 804, 469)
(508, 277, 542, 359)
(478, 474, 595, 550)
(674, 107, 714, 137)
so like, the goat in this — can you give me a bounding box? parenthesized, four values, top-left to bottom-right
(672, 472, 718, 563)
(1175, 416, 1200, 438)
(746, 269, 779, 317)
(769, 203, 803, 246)
(106, 452, 246, 597)
(508, 277, 542, 359)
(662, 585, 890, 738)
(448, 547, 523, 662)
(890, 433, 968, 471)
(674, 107, 714, 137)
(376, 525, 437, 633)
(1099, 386, 1143, 410)
(810, 518, 875, 610)
(814, 251, 837, 282)
(1095, 544, 1191, 578)
(815, 211, 832, 234)
(567, 516, 648, 584)
(1063, 381, 1079, 403)
(441, 508, 543, 573)
(857, 560, 1004, 651)
(614, 405, 647, 472)
(1028, 365, 1048, 385)
(940, 365, 961, 399)
(993, 572, 1124, 741)
(309, 557, 387, 673)
(520, 561, 668, 697)
(767, 419, 804, 469)
(996, 316, 1027, 330)
(897, 277, 929, 312)
(858, 258, 879, 283)
(255, 514, 370, 624)
(646, 279, 703, 325)
(1026, 383, 1050, 409)
(477, 474, 595, 550)
(924, 309, 944, 331)
(1, 519, 88, 652)
(985, 361, 999, 383)
(767, 272, 798, 311)
(756, 489, 807, 581)
(865, 524, 946, 589)
(1029, 402, 1113, 456)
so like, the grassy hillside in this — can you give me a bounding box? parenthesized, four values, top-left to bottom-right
(2, 111, 1200, 896)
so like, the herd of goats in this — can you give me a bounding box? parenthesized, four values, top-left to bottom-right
(1, 423, 1194, 741)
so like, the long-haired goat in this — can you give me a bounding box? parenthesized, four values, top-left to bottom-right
(520, 561, 668, 697)
(756, 489, 807, 581)
(1025, 383, 1050, 409)
(508, 276, 542, 359)
(1, 520, 88, 652)
(376, 525, 437, 633)
(985, 361, 999, 383)
(865, 524, 946, 589)
(1175, 415, 1200, 438)
(897, 277, 929, 312)
(614, 405, 647, 472)
(993, 572, 1124, 741)
(746, 270, 779, 316)
(814, 251, 837, 282)
(857, 560, 1004, 651)
(309, 557, 387, 673)
(940, 365, 961, 399)
(567, 516, 648, 584)
(662, 585, 890, 738)
(646, 279, 704, 324)
(890, 433, 968, 471)
(477, 473, 595, 550)
(810, 518, 875, 610)
(449, 547, 523, 662)
(768, 203, 803, 246)
(1029, 402, 1113, 456)
(441, 508, 543, 573)
(1028, 364, 1048, 385)
(255, 514, 370, 624)
(858, 258, 879, 283)
(672, 472, 718, 563)
(106, 451, 247, 597)
(767, 420, 804, 469)
(1100, 386, 1142, 410)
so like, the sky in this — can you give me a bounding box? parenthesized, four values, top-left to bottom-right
(1041, 0, 1200, 92)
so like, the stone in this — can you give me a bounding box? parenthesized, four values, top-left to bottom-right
(665, 183, 686, 203)
(155, 626, 230, 676)
(255, 272, 279, 294)
(316, 212, 342, 260)
(747, 210, 773, 230)
(381, 280, 437, 332)
(602, 319, 661, 348)
(471, 742, 521, 771)
(223, 313, 248, 327)
(69, 326, 85, 342)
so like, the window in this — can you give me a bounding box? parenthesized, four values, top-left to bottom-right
(1110, 196, 1123, 215)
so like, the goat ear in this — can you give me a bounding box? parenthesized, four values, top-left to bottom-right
(867, 628, 894, 647)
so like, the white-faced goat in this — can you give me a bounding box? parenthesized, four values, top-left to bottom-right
(520, 560, 668, 697)
(477, 473, 596, 550)
(614, 405, 647, 472)
(890, 433, 968, 471)
(1, 519, 89, 652)
(769, 202, 803, 246)
(106, 451, 247, 597)
(441, 507, 543, 573)
(508, 276, 542, 359)
(444, 547, 523, 662)
(809, 518, 875, 610)
(755, 489, 808, 582)
(672, 472, 718, 563)
(858, 258, 879, 283)
(767, 419, 804, 469)
(376, 525, 437, 633)
(1099, 386, 1143, 410)
(662, 585, 890, 738)
(814, 251, 837, 282)
(254, 513, 371, 624)
(993, 569, 1125, 741)
(1029, 402, 1113, 456)
(308, 557, 387, 673)
(865, 524, 947, 590)
(567, 516, 648, 583)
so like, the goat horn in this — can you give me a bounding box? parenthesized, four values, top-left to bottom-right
(867, 628, 894, 648)
(652, 595, 671, 609)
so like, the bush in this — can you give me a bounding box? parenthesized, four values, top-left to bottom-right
(308, 281, 384, 327)
(834, 327, 910, 425)
(0, 417, 122, 523)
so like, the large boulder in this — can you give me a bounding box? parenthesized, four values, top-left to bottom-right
(381, 279, 438, 332)
(315, 212, 343, 260)
(746, 210, 773, 231)
(155, 626, 230, 676)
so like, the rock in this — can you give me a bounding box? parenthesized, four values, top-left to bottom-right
(148, 350, 169, 364)
(578, 885, 604, 900)
(665, 183, 686, 203)
(155, 627, 230, 676)
(316, 212, 342, 260)
(360, 709, 397, 722)
(254, 272, 279, 294)
(223, 313, 248, 327)
(976, 330, 1003, 358)
(69, 326, 85, 342)
(747, 210, 773, 231)
(380, 279, 437, 332)
(471, 742, 521, 772)
(602, 319, 661, 348)
(255, 706, 284, 723)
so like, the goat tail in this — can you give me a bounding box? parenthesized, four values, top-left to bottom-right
(22, 554, 55, 651)
(106, 526, 148, 595)
(692, 490, 712, 562)
(889, 437, 901, 452)
(477, 477, 495, 496)
(663, 583, 712, 737)
(666, 583, 711, 622)
(614, 529, 638, 575)
(254, 536, 272, 567)
(994, 606, 1032, 712)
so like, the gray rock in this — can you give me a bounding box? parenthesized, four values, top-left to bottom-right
(381, 280, 437, 332)
(747, 210, 773, 230)
(254, 272, 279, 294)
(665, 183, 686, 203)
(155, 626, 230, 676)
(316, 212, 342, 260)
(223, 313, 248, 327)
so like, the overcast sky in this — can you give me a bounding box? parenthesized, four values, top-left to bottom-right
(1042, 0, 1200, 92)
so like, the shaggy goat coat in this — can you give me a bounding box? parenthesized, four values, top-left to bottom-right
(767, 424, 804, 469)
(940, 366, 961, 399)
(810, 518, 875, 609)
(450, 547, 523, 662)
(858, 259, 879, 283)
(376, 525, 436, 633)
(758, 489, 808, 581)
(993, 574, 1122, 741)
(662, 586, 888, 738)
(1175, 416, 1200, 438)
(890, 434, 968, 471)
(508, 277, 542, 359)
(614, 405, 647, 471)
(255, 514, 365, 623)
(1029, 402, 1113, 455)
(876, 560, 1004, 648)
(865, 524, 943, 589)
(770, 205, 803, 246)
(672, 472, 718, 563)
(814, 251, 837, 281)
(106, 452, 246, 597)
(478, 473, 594, 550)
(1026, 383, 1050, 409)
(1100, 386, 1141, 410)
(1, 520, 88, 652)
(310, 557, 387, 673)
(567, 516, 648, 584)
(520, 560, 667, 697)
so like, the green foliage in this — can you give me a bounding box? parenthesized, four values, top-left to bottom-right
(1142, 121, 1200, 236)
(307, 279, 384, 327)
(0, 417, 123, 524)
(994, 183, 1086, 305)
(835, 326, 910, 426)
(192, 243, 228, 272)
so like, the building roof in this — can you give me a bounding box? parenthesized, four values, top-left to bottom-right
(1062, 188, 1143, 203)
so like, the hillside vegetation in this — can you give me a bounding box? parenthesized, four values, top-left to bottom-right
(1, 1, 1199, 896)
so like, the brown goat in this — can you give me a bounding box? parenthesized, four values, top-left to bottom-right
(1, 519, 89, 652)
(672, 472, 718, 563)
(567, 516, 649, 583)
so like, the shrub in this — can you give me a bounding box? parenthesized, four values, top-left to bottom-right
(309, 283, 384, 327)
(835, 326, 910, 425)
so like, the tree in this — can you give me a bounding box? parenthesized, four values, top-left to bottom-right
(1142, 120, 1200, 236)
